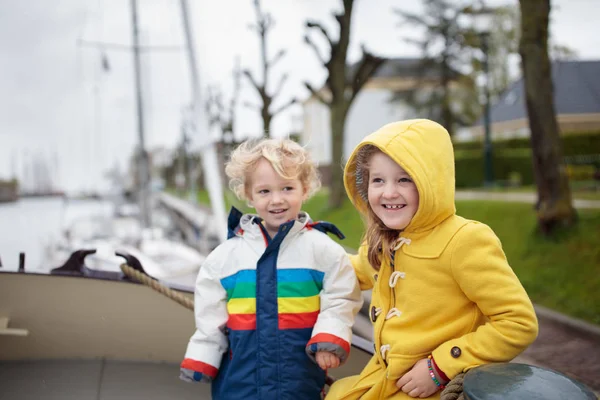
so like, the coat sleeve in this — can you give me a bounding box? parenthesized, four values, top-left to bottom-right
(306, 243, 363, 364)
(180, 247, 229, 382)
(348, 242, 375, 291)
(432, 222, 539, 378)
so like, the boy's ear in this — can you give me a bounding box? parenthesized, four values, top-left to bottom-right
(302, 185, 309, 201)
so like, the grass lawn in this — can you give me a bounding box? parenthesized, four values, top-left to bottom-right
(192, 189, 600, 325)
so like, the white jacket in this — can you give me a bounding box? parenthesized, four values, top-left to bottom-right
(181, 209, 363, 400)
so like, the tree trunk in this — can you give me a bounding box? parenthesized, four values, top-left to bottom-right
(519, 0, 576, 234)
(440, 40, 453, 135)
(328, 104, 348, 208)
(262, 104, 272, 137)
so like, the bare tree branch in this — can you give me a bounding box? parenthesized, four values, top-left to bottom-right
(268, 49, 286, 69)
(227, 57, 242, 132)
(349, 46, 386, 103)
(272, 98, 297, 116)
(243, 101, 261, 110)
(304, 35, 327, 66)
(243, 69, 263, 93)
(205, 86, 223, 128)
(304, 82, 329, 105)
(273, 73, 289, 96)
(305, 20, 334, 49)
(394, 8, 429, 27)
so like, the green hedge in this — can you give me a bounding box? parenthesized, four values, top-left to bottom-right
(454, 131, 600, 187)
(455, 150, 535, 188)
(454, 130, 600, 156)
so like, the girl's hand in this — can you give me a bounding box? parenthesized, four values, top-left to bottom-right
(315, 351, 340, 370)
(396, 358, 439, 398)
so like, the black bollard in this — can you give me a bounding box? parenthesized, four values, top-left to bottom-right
(462, 363, 596, 400)
(18, 252, 25, 272)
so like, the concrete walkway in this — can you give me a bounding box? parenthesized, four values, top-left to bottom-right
(456, 190, 600, 209)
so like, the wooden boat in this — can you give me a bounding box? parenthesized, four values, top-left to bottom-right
(0, 250, 374, 399)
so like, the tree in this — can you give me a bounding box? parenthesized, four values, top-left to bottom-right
(206, 58, 242, 185)
(518, 0, 576, 234)
(394, 0, 469, 134)
(244, 0, 297, 137)
(393, 1, 520, 133)
(304, 0, 385, 208)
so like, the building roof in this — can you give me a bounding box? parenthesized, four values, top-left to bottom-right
(478, 60, 600, 125)
(347, 57, 449, 81)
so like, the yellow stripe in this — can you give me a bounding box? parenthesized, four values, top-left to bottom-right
(278, 295, 320, 314)
(227, 297, 256, 314)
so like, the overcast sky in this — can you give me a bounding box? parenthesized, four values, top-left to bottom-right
(1, 0, 599, 193)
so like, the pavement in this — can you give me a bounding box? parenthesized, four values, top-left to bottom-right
(455, 190, 600, 209)
(513, 305, 600, 394)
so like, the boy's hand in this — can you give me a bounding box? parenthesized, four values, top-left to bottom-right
(315, 351, 340, 370)
(396, 358, 438, 398)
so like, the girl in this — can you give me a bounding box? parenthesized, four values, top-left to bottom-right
(180, 138, 363, 400)
(327, 119, 538, 399)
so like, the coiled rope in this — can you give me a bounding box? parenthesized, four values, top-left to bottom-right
(440, 372, 465, 400)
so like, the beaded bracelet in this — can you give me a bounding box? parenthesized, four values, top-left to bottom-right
(427, 355, 446, 390)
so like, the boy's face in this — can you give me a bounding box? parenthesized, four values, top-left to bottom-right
(247, 158, 306, 238)
(367, 151, 419, 231)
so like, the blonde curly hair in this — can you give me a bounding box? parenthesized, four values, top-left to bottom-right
(225, 138, 321, 201)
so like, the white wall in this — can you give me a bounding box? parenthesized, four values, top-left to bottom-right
(301, 88, 413, 165)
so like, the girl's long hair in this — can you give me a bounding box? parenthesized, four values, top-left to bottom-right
(354, 145, 399, 270)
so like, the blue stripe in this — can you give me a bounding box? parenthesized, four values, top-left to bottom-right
(277, 268, 324, 283)
(220, 270, 256, 290)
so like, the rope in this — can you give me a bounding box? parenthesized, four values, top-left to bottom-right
(440, 372, 465, 400)
(120, 263, 194, 311)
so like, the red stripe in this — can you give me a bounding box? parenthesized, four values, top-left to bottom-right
(227, 314, 256, 330)
(307, 333, 350, 355)
(180, 358, 218, 378)
(278, 311, 319, 329)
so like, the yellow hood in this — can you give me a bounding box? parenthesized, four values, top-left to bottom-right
(344, 119, 456, 233)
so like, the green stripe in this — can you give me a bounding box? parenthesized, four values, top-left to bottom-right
(226, 282, 256, 300)
(227, 281, 322, 299)
(277, 281, 321, 298)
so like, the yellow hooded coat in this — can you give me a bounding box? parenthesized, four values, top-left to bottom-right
(327, 120, 538, 400)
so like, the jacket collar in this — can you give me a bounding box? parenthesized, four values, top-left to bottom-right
(398, 215, 470, 259)
(227, 206, 311, 242)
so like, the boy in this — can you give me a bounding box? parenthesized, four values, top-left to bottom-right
(180, 138, 363, 400)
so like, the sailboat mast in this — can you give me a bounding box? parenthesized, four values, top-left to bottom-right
(179, 0, 227, 242)
(130, 0, 151, 229)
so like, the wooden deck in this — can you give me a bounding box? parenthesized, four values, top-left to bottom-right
(0, 360, 211, 400)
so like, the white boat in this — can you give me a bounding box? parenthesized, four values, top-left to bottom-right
(0, 251, 374, 399)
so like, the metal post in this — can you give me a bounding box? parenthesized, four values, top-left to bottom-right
(18, 253, 25, 272)
(130, 0, 151, 228)
(179, 0, 228, 243)
(482, 33, 494, 187)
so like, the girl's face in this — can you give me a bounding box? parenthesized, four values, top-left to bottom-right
(367, 151, 419, 231)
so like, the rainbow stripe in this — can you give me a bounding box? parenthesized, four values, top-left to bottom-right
(221, 268, 324, 330)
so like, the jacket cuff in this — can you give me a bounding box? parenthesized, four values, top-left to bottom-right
(432, 341, 470, 379)
(305, 333, 351, 364)
(180, 358, 219, 379)
(180, 367, 213, 383)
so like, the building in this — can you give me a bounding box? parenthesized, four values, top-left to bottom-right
(301, 58, 439, 171)
(458, 60, 600, 142)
